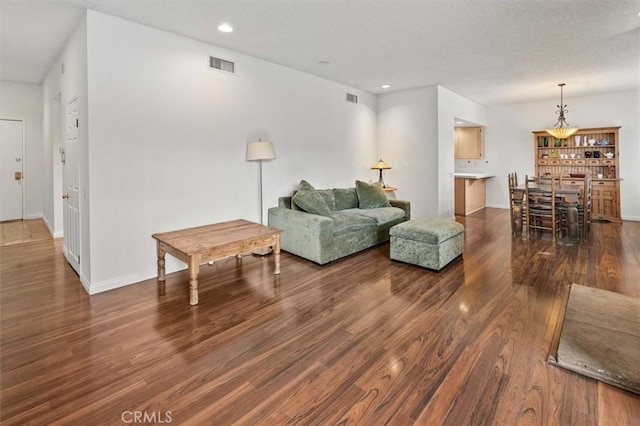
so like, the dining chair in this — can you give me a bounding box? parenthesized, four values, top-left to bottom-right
(526, 176, 562, 242)
(581, 174, 593, 239)
(508, 172, 524, 236)
(508, 172, 519, 187)
(571, 174, 592, 239)
(539, 174, 563, 185)
(559, 174, 592, 240)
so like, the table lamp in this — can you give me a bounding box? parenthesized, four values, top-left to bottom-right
(371, 159, 391, 188)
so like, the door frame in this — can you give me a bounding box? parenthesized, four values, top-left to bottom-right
(0, 118, 26, 222)
(62, 97, 81, 273)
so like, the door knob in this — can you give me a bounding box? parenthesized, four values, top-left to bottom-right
(62, 194, 69, 199)
(14, 171, 22, 180)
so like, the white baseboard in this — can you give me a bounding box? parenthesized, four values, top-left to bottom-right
(86, 265, 187, 295)
(486, 203, 509, 209)
(42, 216, 64, 238)
(80, 272, 91, 295)
(87, 271, 154, 295)
(23, 213, 42, 220)
(43, 216, 54, 235)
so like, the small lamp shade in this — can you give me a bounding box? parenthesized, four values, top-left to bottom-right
(246, 141, 276, 161)
(371, 159, 391, 170)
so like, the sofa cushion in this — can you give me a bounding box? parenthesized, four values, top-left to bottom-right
(298, 180, 315, 191)
(346, 207, 406, 225)
(355, 180, 391, 209)
(290, 180, 316, 211)
(292, 181, 332, 217)
(317, 189, 336, 211)
(331, 211, 376, 234)
(292, 181, 335, 211)
(390, 217, 464, 244)
(333, 187, 359, 210)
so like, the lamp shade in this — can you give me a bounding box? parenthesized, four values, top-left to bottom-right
(371, 159, 391, 170)
(546, 126, 579, 140)
(545, 83, 578, 140)
(246, 141, 276, 161)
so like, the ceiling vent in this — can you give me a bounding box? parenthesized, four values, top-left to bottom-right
(346, 93, 358, 104)
(209, 56, 235, 74)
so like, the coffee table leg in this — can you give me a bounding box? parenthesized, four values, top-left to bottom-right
(157, 244, 166, 282)
(189, 257, 199, 305)
(274, 235, 281, 275)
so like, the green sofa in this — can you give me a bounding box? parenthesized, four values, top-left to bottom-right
(268, 181, 410, 265)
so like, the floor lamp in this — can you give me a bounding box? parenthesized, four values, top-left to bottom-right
(246, 140, 276, 225)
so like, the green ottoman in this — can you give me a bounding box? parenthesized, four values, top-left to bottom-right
(390, 217, 464, 270)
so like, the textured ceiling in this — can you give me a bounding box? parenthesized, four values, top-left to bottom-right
(1, 0, 639, 105)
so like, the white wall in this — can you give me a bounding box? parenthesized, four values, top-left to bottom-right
(51, 97, 63, 236)
(84, 11, 377, 293)
(381, 86, 637, 221)
(0, 81, 44, 220)
(42, 90, 64, 238)
(42, 60, 61, 237)
(42, 14, 90, 282)
(436, 87, 487, 217)
(377, 85, 487, 219)
(486, 90, 640, 220)
(377, 86, 439, 218)
(32, 10, 639, 298)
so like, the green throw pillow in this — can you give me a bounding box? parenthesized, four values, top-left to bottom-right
(355, 180, 391, 209)
(334, 187, 359, 210)
(292, 181, 332, 217)
(298, 180, 315, 192)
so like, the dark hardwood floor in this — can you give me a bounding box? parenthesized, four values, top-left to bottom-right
(1, 209, 639, 425)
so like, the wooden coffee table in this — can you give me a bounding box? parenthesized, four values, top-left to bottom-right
(152, 219, 282, 305)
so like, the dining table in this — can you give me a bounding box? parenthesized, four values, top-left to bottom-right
(512, 183, 582, 242)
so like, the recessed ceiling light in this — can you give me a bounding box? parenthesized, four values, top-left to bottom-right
(218, 24, 233, 33)
(381, 84, 391, 89)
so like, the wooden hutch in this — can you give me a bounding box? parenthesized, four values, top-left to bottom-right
(533, 126, 621, 222)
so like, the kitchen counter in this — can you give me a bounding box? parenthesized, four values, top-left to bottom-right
(454, 172, 495, 179)
(454, 173, 494, 215)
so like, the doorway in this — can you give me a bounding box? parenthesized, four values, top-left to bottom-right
(0, 119, 24, 221)
(51, 95, 64, 237)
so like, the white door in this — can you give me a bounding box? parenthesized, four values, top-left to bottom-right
(0, 119, 24, 221)
(63, 99, 80, 272)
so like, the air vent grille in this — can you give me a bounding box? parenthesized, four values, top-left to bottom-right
(346, 93, 358, 104)
(209, 56, 235, 74)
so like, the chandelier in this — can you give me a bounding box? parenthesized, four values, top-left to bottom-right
(546, 83, 579, 140)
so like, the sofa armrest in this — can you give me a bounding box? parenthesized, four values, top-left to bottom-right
(390, 199, 411, 220)
(268, 207, 335, 264)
